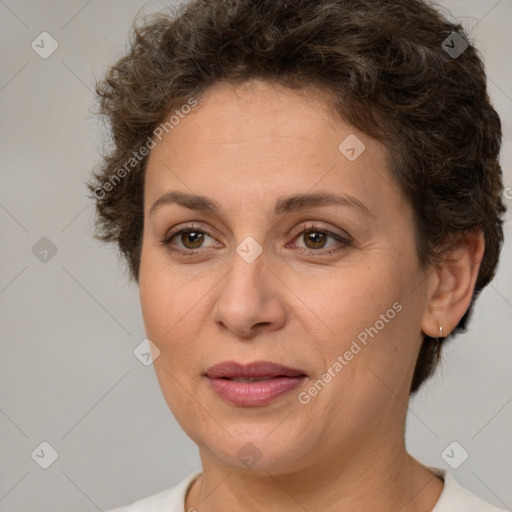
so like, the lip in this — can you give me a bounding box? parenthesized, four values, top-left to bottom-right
(204, 360, 308, 407)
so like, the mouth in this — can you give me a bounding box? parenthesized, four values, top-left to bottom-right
(203, 361, 308, 407)
(219, 376, 285, 382)
(204, 360, 307, 379)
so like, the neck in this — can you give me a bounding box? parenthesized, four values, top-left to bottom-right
(186, 433, 443, 512)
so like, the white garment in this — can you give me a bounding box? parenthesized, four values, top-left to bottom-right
(105, 467, 506, 512)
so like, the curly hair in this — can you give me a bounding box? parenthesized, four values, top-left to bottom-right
(88, 0, 505, 394)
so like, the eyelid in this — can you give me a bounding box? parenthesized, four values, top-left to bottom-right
(161, 222, 218, 247)
(161, 221, 352, 255)
(288, 222, 352, 244)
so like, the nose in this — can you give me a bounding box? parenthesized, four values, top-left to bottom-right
(212, 248, 287, 339)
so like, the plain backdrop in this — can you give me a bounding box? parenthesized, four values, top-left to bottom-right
(1, 0, 511, 510)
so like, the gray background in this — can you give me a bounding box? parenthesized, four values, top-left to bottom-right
(0, 0, 511, 510)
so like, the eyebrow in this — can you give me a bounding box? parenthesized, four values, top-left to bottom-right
(149, 190, 374, 218)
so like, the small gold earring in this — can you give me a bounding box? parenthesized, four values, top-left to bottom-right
(437, 326, 444, 341)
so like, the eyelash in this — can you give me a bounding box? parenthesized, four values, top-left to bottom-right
(160, 222, 352, 257)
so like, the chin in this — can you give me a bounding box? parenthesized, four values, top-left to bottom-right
(190, 421, 316, 473)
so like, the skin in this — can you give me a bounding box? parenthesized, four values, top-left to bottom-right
(138, 79, 484, 511)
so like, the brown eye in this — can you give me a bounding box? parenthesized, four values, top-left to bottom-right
(180, 230, 205, 249)
(161, 225, 218, 255)
(290, 224, 352, 255)
(302, 230, 328, 249)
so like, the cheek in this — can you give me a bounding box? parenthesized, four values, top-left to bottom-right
(304, 257, 421, 384)
(139, 270, 201, 342)
(138, 245, 222, 361)
(296, 273, 419, 431)
(304, 264, 402, 342)
(138, 250, 210, 425)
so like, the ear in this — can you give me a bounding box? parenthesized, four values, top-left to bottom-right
(421, 229, 485, 338)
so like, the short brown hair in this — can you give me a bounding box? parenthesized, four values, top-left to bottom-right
(88, 0, 506, 393)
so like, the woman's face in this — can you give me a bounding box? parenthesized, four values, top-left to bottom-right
(139, 80, 434, 473)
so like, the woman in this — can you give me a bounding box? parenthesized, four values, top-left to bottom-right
(89, 0, 507, 510)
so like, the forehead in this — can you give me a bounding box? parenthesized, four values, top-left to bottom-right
(143, 79, 402, 219)
(162, 80, 349, 152)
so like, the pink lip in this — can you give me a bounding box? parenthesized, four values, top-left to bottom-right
(204, 361, 308, 407)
